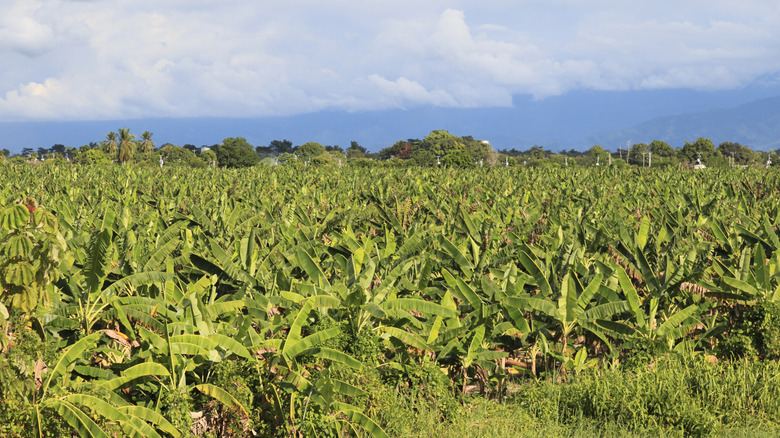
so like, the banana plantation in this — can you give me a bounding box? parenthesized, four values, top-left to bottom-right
(3, 163, 780, 437)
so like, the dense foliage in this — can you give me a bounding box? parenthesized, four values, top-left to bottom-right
(13, 126, 780, 173)
(2, 162, 780, 436)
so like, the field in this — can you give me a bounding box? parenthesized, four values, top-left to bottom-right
(3, 162, 780, 437)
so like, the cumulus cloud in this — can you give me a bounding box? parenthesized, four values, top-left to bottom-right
(0, 2, 56, 57)
(0, 0, 779, 121)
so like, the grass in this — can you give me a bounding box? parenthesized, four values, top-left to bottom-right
(368, 353, 780, 438)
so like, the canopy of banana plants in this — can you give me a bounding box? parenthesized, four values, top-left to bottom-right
(2, 162, 780, 436)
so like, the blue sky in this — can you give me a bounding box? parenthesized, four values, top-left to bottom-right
(2, 1, 780, 151)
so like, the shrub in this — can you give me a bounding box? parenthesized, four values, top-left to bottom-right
(719, 301, 780, 360)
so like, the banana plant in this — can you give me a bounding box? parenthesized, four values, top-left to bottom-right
(715, 244, 780, 302)
(255, 297, 388, 437)
(30, 331, 180, 438)
(511, 249, 625, 352)
(55, 222, 175, 337)
(596, 264, 701, 351)
(0, 199, 66, 321)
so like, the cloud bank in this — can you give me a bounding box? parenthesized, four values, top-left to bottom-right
(1, 0, 779, 121)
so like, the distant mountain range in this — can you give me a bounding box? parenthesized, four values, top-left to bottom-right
(2, 87, 780, 154)
(587, 96, 780, 151)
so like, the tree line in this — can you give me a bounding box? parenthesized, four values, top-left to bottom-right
(2, 128, 776, 169)
(497, 138, 774, 168)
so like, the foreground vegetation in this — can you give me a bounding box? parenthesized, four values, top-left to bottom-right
(3, 162, 780, 436)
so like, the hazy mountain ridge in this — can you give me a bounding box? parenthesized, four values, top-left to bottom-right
(1, 90, 779, 153)
(586, 96, 780, 151)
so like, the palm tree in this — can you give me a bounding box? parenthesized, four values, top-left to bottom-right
(118, 128, 137, 164)
(140, 131, 156, 157)
(104, 131, 119, 161)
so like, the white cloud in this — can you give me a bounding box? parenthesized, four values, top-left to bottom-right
(0, 1, 56, 57)
(0, 0, 779, 121)
(365, 74, 457, 107)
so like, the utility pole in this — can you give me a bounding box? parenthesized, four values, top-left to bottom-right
(626, 140, 632, 164)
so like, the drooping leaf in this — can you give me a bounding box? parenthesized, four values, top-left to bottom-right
(381, 298, 459, 319)
(518, 251, 552, 296)
(193, 383, 250, 419)
(378, 326, 429, 351)
(101, 362, 171, 391)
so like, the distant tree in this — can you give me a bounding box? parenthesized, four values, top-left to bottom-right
(269, 139, 294, 155)
(182, 144, 198, 153)
(215, 137, 258, 168)
(499, 148, 522, 157)
(379, 140, 410, 160)
(310, 151, 340, 166)
(549, 153, 570, 167)
(73, 148, 110, 165)
(255, 145, 273, 157)
(581, 145, 609, 166)
(118, 128, 137, 164)
(348, 141, 367, 154)
(397, 143, 413, 159)
(421, 130, 462, 157)
(296, 142, 326, 159)
(102, 131, 119, 160)
(649, 140, 675, 157)
(37, 147, 50, 157)
(327, 150, 346, 163)
(276, 152, 297, 165)
(411, 149, 436, 167)
(51, 144, 66, 155)
(717, 141, 754, 165)
(158, 144, 204, 168)
(346, 149, 365, 159)
(441, 149, 475, 168)
(0, 149, 9, 157)
(499, 155, 518, 166)
(419, 130, 494, 164)
(464, 138, 495, 163)
(201, 149, 218, 167)
(525, 146, 547, 160)
(346, 141, 366, 159)
(21, 148, 33, 157)
(627, 143, 650, 166)
(140, 131, 156, 156)
(679, 138, 718, 165)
